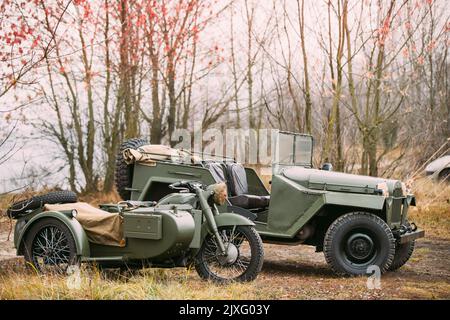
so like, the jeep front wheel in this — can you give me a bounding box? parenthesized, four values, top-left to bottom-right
(389, 241, 415, 271)
(323, 212, 395, 276)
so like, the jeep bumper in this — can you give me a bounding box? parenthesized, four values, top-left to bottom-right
(398, 229, 425, 244)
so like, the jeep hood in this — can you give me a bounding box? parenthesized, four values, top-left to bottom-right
(282, 167, 399, 195)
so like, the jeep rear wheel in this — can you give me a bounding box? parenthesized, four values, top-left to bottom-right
(323, 212, 395, 276)
(115, 138, 148, 200)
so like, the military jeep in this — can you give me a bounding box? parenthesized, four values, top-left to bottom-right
(116, 131, 424, 276)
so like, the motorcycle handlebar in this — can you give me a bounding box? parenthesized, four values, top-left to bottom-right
(169, 181, 204, 191)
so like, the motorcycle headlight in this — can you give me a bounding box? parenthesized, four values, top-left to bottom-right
(376, 182, 389, 197)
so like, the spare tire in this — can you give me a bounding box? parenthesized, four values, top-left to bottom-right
(7, 190, 77, 219)
(439, 168, 450, 182)
(115, 138, 148, 200)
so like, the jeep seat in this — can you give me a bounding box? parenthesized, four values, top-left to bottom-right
(204, 161, 269, 209)
(204, 161, 227, 183)
(224, 163, 270, 210)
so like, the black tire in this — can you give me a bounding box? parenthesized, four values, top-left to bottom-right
(23, 218, 79, 274)
(195, 226, 264, 283)
(389, 241, 415, 271)
(7, 191, 77, 219)
(438, 168, 450, 182)
(323, 212, 395, 276)
(115, 138, 148, 200)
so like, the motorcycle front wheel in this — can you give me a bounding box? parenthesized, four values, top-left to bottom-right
(195, 225, 264, 283)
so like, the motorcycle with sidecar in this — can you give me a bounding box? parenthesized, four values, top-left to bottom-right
(9, 181, 264, 283)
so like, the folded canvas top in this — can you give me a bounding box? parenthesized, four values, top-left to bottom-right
(44, 202, 124, 247)
(123, 144, 203, 166)
(123, 144, 187, 165)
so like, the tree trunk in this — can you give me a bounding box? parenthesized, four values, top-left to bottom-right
(167, 55, 177, 146)
(297, 0, 313, 134)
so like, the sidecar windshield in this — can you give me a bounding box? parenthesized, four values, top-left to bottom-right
(273, 131, 313, 171)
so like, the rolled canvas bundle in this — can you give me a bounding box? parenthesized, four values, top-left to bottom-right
(44, 202, 125, 247)
(122, 144, 198, 165)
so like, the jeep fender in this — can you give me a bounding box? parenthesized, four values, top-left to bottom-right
(16, 211, 90, 257)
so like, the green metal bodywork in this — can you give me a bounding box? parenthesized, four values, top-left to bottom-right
(15, 210, 90, 257)
(254, 173, 408, 239)
(14, 199, 254, 265)
(131, 162, 217, 201)
(124, 160, 414, 239)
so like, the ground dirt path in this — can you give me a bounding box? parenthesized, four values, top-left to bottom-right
(257, 238, 450, 299)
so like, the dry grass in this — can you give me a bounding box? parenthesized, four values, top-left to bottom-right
(409, 177, 450, 238)
(1, 241, 449, 300)
(0, 263, 262, 300)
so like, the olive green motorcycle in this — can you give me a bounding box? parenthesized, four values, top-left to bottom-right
(10, 181, 264, 283)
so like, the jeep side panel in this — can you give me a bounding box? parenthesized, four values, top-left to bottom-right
(131, 162, 217, 201)
(261, 175, 325, 237)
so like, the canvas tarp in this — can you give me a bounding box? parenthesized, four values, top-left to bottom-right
(123, 144, 200, 165)
(44, 202, 124, 247)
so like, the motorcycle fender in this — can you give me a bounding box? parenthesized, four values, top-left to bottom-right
(214, 212, 255, 228)
(16, 211, 90, 257)
(197, 212, 255, 247)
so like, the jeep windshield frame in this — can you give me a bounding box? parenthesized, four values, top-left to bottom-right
(273, 131, 313, 173)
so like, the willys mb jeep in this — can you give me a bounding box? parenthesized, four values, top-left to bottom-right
(116, 131, 424, 276)
(9, 182, 264, 283)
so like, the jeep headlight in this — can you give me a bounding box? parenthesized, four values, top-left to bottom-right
(376, 182, 389, 197)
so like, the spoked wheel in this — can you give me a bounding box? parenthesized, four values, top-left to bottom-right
(24, 218, 79, 274)
(195, 226, 264, 283)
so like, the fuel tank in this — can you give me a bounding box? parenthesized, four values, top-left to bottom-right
(157, 193, 197, 206)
